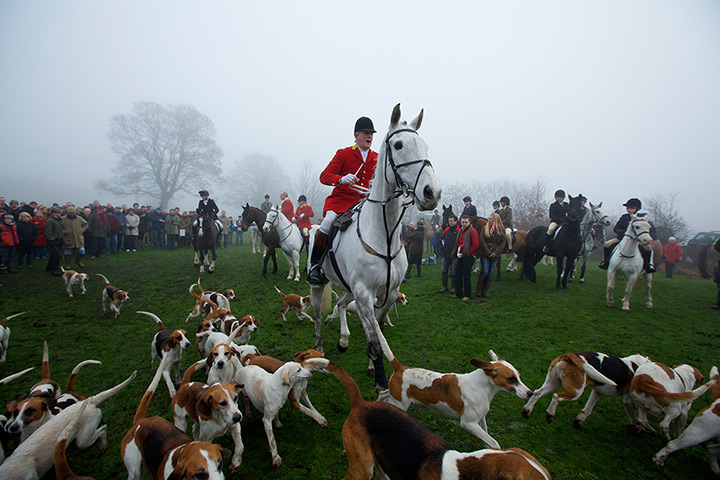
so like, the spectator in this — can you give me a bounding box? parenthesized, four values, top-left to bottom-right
(477, 212, 505, 298)
(115, 205, 127, 251)
(178, 211, 192, 248)
(138, 206, 151, 249)
(431, 226, 442, 258)
(31, 208, 48, 259)
(235, 216, 243, 245)
(166, 208, 180, 250)
(663, 236, 682, 279)
(7, 199, 20, 220)
(150, 207, 165, 248)
(451, 214, 479, 302)
(105, 207, 121, 254)
(438, 214, 459, 293)
(261, 194, 273, 214)
(44, 206, 64, 276)
(61, 206, 88, 267)
(125, 208, 139, 251)
(712, 238, 720, 310)
(87, 205, 108, 259)
(219, 210, 231, 248)
(16, 211, 38, 268)
(0, 213, 19, 273)
(405, 221, 425, 279)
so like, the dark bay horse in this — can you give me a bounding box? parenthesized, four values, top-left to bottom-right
(193, 212, 218, 274)
(522, 195, 583, 290)
(240, 204, 279, 277)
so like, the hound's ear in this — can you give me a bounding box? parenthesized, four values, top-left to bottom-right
(233, 382, 244, 393)
(390, 103, 402, 127)
(410, 109, 424, 131)
(470, 358, 496, 374)
(281, 369, 291, 386)
(197, 394, 213, 417)
(205, 354, 214, 369)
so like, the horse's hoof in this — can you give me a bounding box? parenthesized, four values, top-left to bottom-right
(545, 413, 555, 423)
(366, 367, 375, 378)
(621, 308, 630, 313)
(607, 303, 614, 307)
(579, 279, 585, 284)
(261, 273, 267, 278)
(646, 304, 653, 309)
(337, 342, 348, 354)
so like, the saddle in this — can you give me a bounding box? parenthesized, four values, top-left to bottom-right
(328, 199, 365, 247)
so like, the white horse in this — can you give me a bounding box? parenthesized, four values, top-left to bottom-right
(309, 104, 441, 390)
(606, 215, 654, 312)
(248, 224, 263, 255)
(263, 206, 307, 282)
(577, 201, 610, 283)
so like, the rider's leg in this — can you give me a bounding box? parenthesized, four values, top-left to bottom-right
(640, 245, 656, 273)
(598, 237, 619, 270)
(504, 227, 512, 253)
(543, 222, 558, 254)
(307, 212, 336, 285)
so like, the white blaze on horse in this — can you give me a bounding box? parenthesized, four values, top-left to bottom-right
(193, 212, 218, 274)
(309, 104, 441, 390)
(606, 215, 654, 312)
(263, 207, 308, 282)
(577, 201, 610, 284)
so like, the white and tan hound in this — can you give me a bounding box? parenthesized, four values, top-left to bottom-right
(307, 357, 551, 480)
(97, 273, 129, 317)
(274, 286, 312, 321)
(185, 280, 235, 324)
(0, 311, 24, 362)
(61, 267, 89, 298)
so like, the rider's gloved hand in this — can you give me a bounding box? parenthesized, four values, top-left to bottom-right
(457, 252, 463, 258)
(338, 173, 358, 185)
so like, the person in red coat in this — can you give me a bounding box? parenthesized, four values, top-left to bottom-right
(307, 116, 378, 284)
(295, 195, 314, 253)
(451, 214, 479, 301)
(663, 236, 682, 278)
(32, 209, 48, 259)
(280, 192, 294, 222)
(0, 214, 19, 274)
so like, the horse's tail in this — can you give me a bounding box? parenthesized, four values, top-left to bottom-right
(374, 320, 402, 373)
(321, 283, 333, 315)
(699, 244, 711, 279)
(96, 273, 111, 285)
(305, 358, 365, 409)
(1, 311, 25, 327)
(137, 311, 164, 331)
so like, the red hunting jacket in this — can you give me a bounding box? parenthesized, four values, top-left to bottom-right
(320, 145, 378, 215)
(295, 204, 314, 229)
(281, 198, 294, 221)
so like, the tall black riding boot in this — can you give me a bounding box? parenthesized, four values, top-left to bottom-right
(542, 233, 553, 254)
(598, 246, 613, 270)
(307, 231, 328, 285)
(640, 247, 656, 273)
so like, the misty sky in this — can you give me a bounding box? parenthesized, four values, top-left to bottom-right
(1, 1, 718, 232)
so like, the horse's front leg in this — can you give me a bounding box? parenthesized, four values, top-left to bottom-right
(579, 255, 588, 284)
(354, 291, 388, 390)
(562, 258, 575, 290)
(292, 251, 300, 282)
(644, 272, 653, 308)
(556, 257, 564, 291)
(282, 251, 293, 280)
(209, 249, 216, 273)
(310, 284, 325, 354)
(193, 251, 200, 266)
(621, 272, 638, 312)
(606, 270, 616, 307)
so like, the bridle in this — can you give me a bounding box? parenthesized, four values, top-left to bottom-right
(265, 210, 295, 243)
(354, 127, 433, 308)
(620, 219, 652, 258)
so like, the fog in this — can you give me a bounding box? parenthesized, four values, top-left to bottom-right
(1, 0, 718, 233)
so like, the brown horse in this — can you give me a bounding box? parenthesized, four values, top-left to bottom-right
(240, 204, 280, 277)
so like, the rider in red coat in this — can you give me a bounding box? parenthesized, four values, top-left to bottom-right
(307, 116, 378, 284)
(295, 195, 314, 253)
(280, 192, 294, 222)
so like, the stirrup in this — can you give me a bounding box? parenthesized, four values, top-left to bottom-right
(307, 265, 325, 285)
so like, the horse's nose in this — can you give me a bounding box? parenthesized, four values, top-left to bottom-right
(423, 185, 439, 202)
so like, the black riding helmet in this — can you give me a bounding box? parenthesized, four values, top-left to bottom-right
(500, 196, 510, 205)
(199, 190, 209, 196)
(463, 196, 472, 203)
(623, 198, 642, 210)
(554, 189, 566, 198)
(298, 195, 307, 202)
(354, 117, 376, 133)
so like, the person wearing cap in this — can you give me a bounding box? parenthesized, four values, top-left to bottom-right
(16, 211, 37, 269)
(260, 194, 273, 214)
(0, 213, 20, 274)
(61, 206, 88, 267)
(598, 197, 655, 273)
(280, 192, 294, 222)
(461, 196, 477, 221)
(295, 195, 314, 253)
(44, 206, 64, 275)
(662, 236, 682, 278)
(195, 190, 223, 236)
(149, 207, 166, 248)
(543, 189, 568, 254)
(307, 115, 378, 284)
(87, 205, 109, 259)
(498, 196, 513, 252)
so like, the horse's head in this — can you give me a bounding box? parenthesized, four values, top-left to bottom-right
(628, 215, 653, 246)
(380, 104, 442, 211)
(566, 195, 583, 222)
(590, 201, 611, 226)
(263, 207, 280, 232)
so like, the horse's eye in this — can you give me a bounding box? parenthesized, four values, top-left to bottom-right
(394, 141, 403, 150)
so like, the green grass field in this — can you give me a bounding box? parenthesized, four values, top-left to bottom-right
(1, 243, 718, 479)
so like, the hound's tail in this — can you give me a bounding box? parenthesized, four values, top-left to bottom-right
(0, 367, 34, 388)
(306, 358, 364, 409)
(54, 399, 89, 480)
(635, 366, 718, 403)
(226, 324, 242, 344)
(133, 356, 168, 424)
(1, 311, 25, 326)
(197, 277, 206, 293)
(374, 320, 402, 373)
(64, 360, 102, 393)
(274, 286, 285, 298)
(96, 273, 111, 285)
(181, 359, 206, 385)
(189, 283, 201, 299)
(41, 340, 52, 380)
(137, 311, 165, 332)
(561, 353, 617, 387)
(89, 369, 136, 407)
(711, 366, 720, 402)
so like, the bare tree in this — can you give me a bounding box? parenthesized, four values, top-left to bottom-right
(98, 101, 222, 208)
(645, 191, 689, 243)
(222, 153, 290, 209)
(293, 160, 332, 219)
